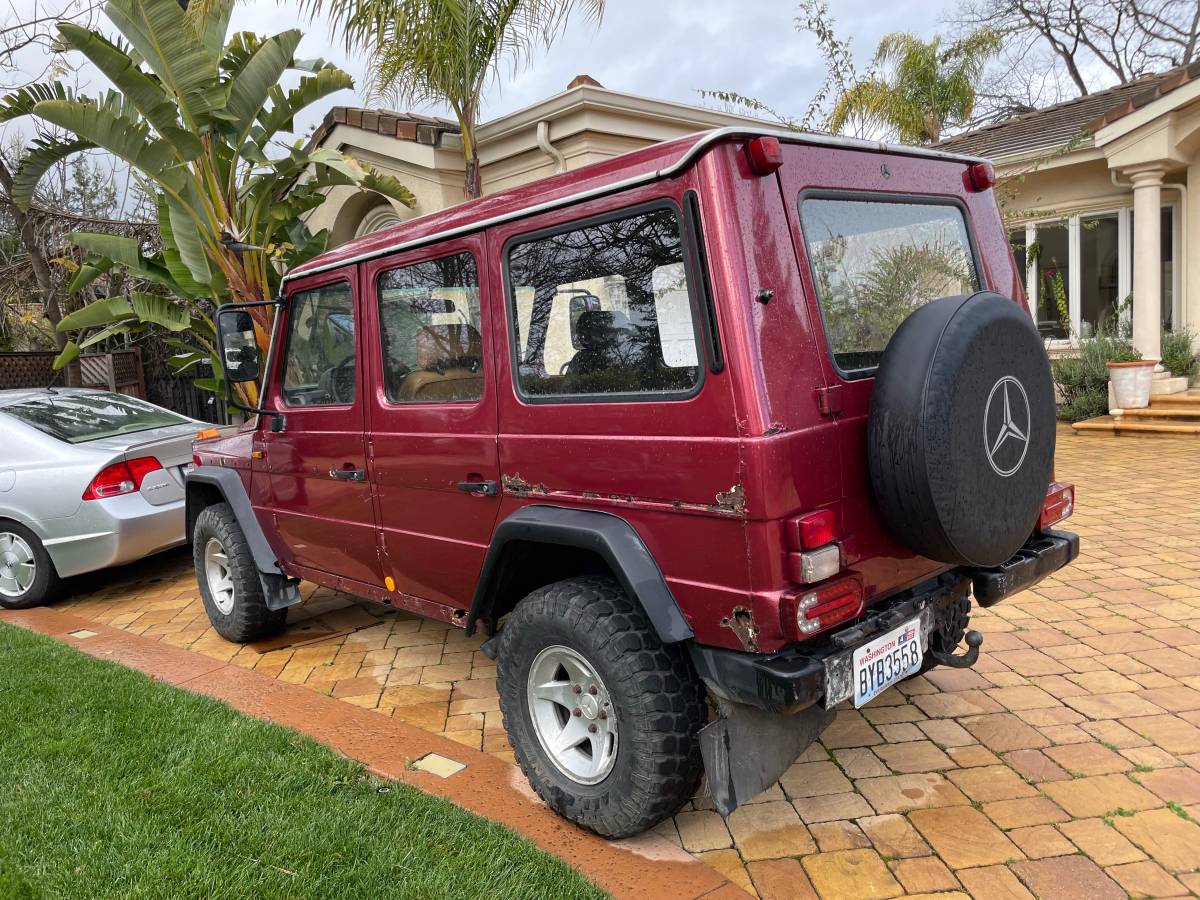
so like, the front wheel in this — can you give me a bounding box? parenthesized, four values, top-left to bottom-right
(194, 502, 285, 642)
(496, 576, 705, 838)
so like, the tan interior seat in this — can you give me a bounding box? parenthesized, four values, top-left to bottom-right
(395, 323, 484, 402)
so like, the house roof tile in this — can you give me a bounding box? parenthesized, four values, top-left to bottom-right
(937, 61, 1200, 161)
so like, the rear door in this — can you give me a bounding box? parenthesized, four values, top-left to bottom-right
(253, 271, 381, 586)
(361, 236, 501, 610)
(778, 147, 986, 598)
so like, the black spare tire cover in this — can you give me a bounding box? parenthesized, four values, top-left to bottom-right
(868, 292, 1055, 568)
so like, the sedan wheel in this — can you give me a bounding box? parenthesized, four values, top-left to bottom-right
(0, 531, 36, 598)
(203, 538, 236, 615)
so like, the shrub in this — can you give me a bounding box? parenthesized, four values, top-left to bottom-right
(1161, 329, 1199, 381)
(1052, 332, 1141, 422)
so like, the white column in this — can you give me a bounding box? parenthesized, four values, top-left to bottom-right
(1131, 168, 1164, 362)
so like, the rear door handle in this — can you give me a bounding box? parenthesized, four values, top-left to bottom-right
(456, 479, 498, 496)
(329, 467, 367, 482)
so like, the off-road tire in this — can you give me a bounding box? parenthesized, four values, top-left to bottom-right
(496, 576, 706, 838)
(194, 502, 285, 642)
(0, 520, 61, 610)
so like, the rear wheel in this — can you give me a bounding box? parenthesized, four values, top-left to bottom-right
(194, 502, 285, 642)
(496, 576, 705, 838)
(0, 522, 60, 610)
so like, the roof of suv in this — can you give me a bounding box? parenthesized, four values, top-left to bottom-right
(286, 126, 983, 283)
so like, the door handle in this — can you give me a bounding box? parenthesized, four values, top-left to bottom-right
(456, 479, 498, 496)
(329, 466, 367, 482)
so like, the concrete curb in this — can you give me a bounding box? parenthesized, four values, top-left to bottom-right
(0, 606, 742, 900)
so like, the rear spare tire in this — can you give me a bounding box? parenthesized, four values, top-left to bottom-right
(868, 292, 1055, 568)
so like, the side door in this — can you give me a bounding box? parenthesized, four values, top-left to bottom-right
(252, 271, 382, 586)
(361, 237, 501, 611)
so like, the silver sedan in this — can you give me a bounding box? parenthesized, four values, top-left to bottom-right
(0, 388, 210, 608)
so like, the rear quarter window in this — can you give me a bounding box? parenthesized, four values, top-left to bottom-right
(504, 203, 703, 401)
(800, 195, 979, 376)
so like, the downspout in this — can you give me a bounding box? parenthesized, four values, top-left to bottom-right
(1112, 169, 1188, 332)
(537, 120, 567, 174)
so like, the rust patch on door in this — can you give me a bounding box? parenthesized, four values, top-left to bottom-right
(720, 607, 759, 652)
(714, 484, 746, 516)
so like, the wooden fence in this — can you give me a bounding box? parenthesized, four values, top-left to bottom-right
(0, 350, 146, 396)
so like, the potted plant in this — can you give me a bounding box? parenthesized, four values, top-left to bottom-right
(1107, 359, 1157, 410)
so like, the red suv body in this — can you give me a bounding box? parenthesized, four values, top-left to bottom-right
(188, 128, 1078, 837)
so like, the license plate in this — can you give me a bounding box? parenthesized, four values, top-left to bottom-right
(853, 618, 923, 707)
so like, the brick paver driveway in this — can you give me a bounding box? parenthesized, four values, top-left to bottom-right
(55, 425, 1200, 898)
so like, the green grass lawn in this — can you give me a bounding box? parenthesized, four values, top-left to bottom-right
(0, 623, 605, 900)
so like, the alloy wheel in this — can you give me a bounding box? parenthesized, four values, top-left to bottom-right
(0, 532, 35, 598)
(526, 644, 618, 784)
(204, 538, 236, 615)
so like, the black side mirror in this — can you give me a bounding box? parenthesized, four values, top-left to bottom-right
(217, 309, 261, 384)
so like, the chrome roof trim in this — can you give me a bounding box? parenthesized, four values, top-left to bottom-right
(283, 126, 985, 283)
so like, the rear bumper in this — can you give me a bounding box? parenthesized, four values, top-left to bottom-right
(971, 528, 1079, 607)
(42, 493, 186, 578)
(690, 529, 1079, 715)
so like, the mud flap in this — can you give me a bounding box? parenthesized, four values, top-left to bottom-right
(700, 699, 835, 816)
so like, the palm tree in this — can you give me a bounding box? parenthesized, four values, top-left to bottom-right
(829, 30, 1000, 144)
(299, 0, 604, 198)
(2, 0, 414, 396)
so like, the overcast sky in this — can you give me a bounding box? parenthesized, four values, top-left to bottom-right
(14, 0, 960, 137)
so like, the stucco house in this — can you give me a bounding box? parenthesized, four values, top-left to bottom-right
(301, 75, 771, 246)
(938, 62, 1200, 393)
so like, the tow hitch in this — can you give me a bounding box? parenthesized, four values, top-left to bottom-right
(928, 630, 983, 669)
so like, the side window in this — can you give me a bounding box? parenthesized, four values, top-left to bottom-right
(506, 205, 702, 399)
(377, 252, 483, 403)
(281, 282, 356, 406)
(800, 197, 979, 376)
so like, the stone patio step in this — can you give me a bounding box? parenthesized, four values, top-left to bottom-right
(1112, 406, 1200, 418)
(1149, 387, 1200, 412)
(1073, 414, 1200, 436)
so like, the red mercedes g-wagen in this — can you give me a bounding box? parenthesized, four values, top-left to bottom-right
(189, 127, 1077, 838)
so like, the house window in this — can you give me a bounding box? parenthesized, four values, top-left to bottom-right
(1162, 206, 1175, 330)
(1031, 220, 1069, 340)
(1079, 213, 1120, 339)
(1019, 203, 1176, 343)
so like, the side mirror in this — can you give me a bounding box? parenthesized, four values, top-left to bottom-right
(217, 309, 261, 384)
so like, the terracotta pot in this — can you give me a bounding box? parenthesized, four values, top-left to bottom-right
(1107, 359, 1157, 410)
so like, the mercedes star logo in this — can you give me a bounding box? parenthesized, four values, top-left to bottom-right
(983, 376, 1031, 477)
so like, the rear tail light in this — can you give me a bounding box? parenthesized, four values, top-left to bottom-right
(785, 509, 842, 583)
(787, 576, 864, 638)
(787, 545, 841, 584)
(787, 510, 836, 550)
(82, 456, 163, 501)
(1039, 481, 1075, 529)
(965, 161, 996, 192)
(746, 136, 783, 175)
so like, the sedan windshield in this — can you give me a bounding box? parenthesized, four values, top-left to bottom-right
(3, 393, 189, 444)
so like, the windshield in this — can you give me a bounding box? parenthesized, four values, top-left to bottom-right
(3, 393, 189, 444)
(801, 196, 979, 376)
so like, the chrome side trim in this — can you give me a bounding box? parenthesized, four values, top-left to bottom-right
(282, 126, 985, 283)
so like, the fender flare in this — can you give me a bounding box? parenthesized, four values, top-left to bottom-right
(186, 466, 301, 611)
(467, 504, 693, 643)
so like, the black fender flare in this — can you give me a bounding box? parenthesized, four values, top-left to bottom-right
(466, 504, 693, 643)
(185, 466, 301, 611)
